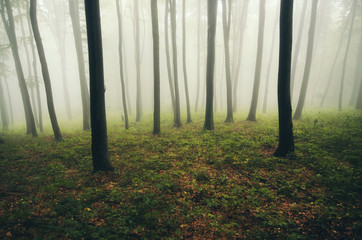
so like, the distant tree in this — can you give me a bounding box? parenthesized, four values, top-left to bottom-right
(30, 0, 63, 142)
(274, 0, 294, 157)
(69, 0, 90, 131)
(293, 0, 319, 120)
(195, 0, 202, 112)
(338, 0, 357, 111)
(221, 0, 233, 122)
(356, 76, 362, 110)
(204, 0, 218, 131)
(182, 0, 192, 124)
(84, 0, 114, 172)
(246, 0, 266, 122)
(0, 0, 37, 137)
(116, 0, 129, 130)
(170, 0, 182, 128)
(151, 0, 160, 135)
(134, 0, 142, 122)
(0, 76, 9, 131)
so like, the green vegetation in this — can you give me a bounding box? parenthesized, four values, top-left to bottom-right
(0, 111, 361, 239)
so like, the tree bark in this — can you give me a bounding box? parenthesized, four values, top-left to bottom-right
(246, 0, 266, 122)
(182, 0, 192, 123)
(84, 0, 114, 172)
(134, 0, 142, 122)
(116, 0, 129, 130)
(170, 0, 182, 128)
(0, 0, 37, 137)
(203, 0, 218, 131)
(69, 0, 90, 130)
(293, 0, 319, 120)
(30, 0, 63, 142)
(222, 0, 233, 122)
(274, 0, 294, 157)
(151, 0, 160, 135)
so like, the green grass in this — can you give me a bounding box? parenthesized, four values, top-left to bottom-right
(0, 110, 361, 239)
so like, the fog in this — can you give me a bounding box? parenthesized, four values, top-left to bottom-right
(0, 0, 361, 129)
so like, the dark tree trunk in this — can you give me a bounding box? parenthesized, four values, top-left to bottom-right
(203, 0, 218, 131)
(290, 0, 308, 97)
(164, 0, 176, 116)
(69, 0, 90, 130)
(246, 0, 266, 122)
(151, 0, 160, 135)
(116, 0, 129, 130)
(233, 0, 250, 112)
(338, 0, 357, 111)
(293, 0, 319, 120)
(84, 0, 114, 172)
(170, 0, 182, 128)
(274, 0, 294, 157)
(0, 76, 9, 131)
(195, 0, 201, 112)
(0, 0, 37, 137)
(134, 0, 142, 122)
(222, 0, 233, 122)
(182, 0, 192, 124)
(30, 0, 63, 142)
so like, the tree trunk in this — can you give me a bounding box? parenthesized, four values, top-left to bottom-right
(0, 76, 9, 131)
(274, 0, 294, 157)
(356, 76, 362, 110)
(84, 0, 114, 172)
(170, 0, 182, 128)
(116, 0, 129, 130)
(69, 0, 90, 130)
(203, 0, 218, 131)
(3, 77, 14, 125)
(338, 0, 357, 111)
(30, 0, 62, 142)
(164, 0, 176, 117)
(134, 0, 142, 122)
(290, 0, 308, 98)
(246, 0, 266, 122)
(293, 0, 319, 120)
(151, 0, 160, 135)
(182, 0, 192, 123)
(0, 0, 37, 137)
(222, 0, 233, 122)
(195, 0, 201, 112)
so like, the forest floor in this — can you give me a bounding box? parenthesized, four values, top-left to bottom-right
(0, 110, 361, 239)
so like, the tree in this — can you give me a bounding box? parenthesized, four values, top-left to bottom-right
(182, 0, 192, 123)
(170, 0, 182, 128)
(246, 0, 266, 122)
(30, 0, 63, 142)
(69, 0, 90, 130)
(293, 0, 319, 120)
(0, 0, 37, 137)
(151, 0, 160, 135)
(221, 0, 233, 122)
(0, 75, 9, 131)
(195, 0, 202, 112)
(274, 0, 294, 157)
(356, 76, 362, 110)
(134, 0, 142, 122)
(116, 0, 129, 130)
(204, 0, 218, 131)
(84, 0, 114, 172)
(338, 0, 357, 111)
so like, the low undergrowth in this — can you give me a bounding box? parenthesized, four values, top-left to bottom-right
(0, 110, 361, 239)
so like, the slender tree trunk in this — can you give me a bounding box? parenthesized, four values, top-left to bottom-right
(170, 0, 182, 128)
(134, 0, 142, 122)
(246, 0, 266, 122)
(204, 0, 218, 131)
(3, 78, 14, 124)
(0, 77, 9, 131)
(290, 0, 308, 97)
(122, 40, 132, 116)
(356, 76, 362, 110)
(0, 0, 37, 137)
(195, 0, 201, 112)
(293, 0, 319, 120)
(233, 0, 250, 112)
(69, 0, 90, 130)
(30, 0, 62, 142)
(84, 0, 114, 172)
(222, 0, 233, 122)
(182, 0, 192, 123)
(116, 0, 129, 130)
(151, 0, 160, 135)
(164, 0, 176, 117)
(274, 0, 294, 157)
(262, 11, 278, 113)
(338, 0, 357, 111)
